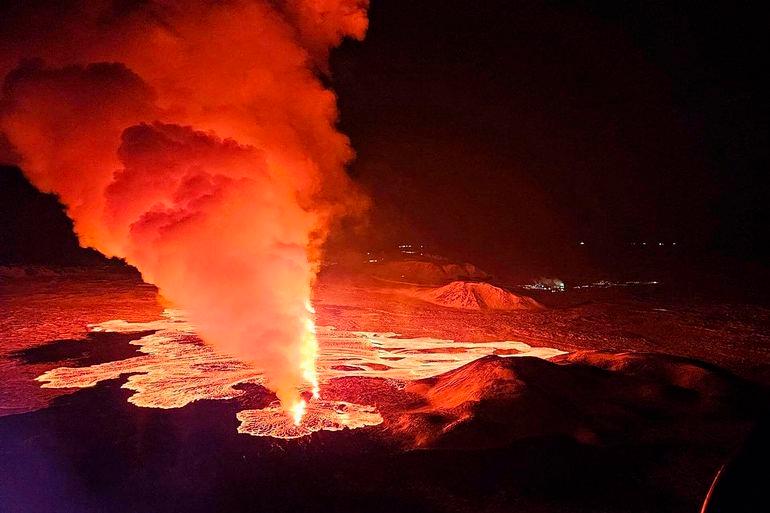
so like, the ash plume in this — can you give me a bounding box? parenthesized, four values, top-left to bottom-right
(0, 0, 369, 414)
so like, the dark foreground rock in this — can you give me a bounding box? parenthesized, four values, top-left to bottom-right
(394, 353, 761, 450)
(1, 349, 767, 513)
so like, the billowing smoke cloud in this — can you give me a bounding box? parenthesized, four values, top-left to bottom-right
(0, 0, 369, 415)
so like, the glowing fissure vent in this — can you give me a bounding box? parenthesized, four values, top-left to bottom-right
(292, 299, 320, 425)
(291, 399, 307, 426)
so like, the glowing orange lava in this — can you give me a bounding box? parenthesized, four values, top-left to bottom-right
(35, 310, 565, 439)
(302, 300, 321, 399)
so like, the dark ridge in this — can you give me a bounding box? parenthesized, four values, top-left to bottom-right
(11, 330, 156, 366)
(0, 165, 110, 266)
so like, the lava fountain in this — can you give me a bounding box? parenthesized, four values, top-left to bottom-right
(0, 0, 370, 424)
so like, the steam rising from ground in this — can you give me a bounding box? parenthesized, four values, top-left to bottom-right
(0, 1, 369, 414)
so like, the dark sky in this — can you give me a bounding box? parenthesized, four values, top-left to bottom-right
(330, 0, 768, 268)
(1, 0, 766, 274)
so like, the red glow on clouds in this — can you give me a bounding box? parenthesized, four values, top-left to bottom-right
(0, 0, 370, 420)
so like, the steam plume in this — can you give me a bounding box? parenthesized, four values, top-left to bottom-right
(0, 0, 369, 414)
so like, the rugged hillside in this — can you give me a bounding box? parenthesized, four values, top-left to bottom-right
(393, 353, 758, 449)
(408, 281, 543, 311)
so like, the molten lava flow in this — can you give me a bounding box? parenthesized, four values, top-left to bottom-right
(238, 401, 383, 439)
(35, 310, 565, 439)
(0, 1, 370, 418)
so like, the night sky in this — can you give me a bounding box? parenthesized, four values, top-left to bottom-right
(330, 0, 767, 268)
(1, 0, 767, 274)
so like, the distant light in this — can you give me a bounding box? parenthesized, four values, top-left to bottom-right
(658, 242, 664, 246)
(672, 242, 677, 246)
(579, 241, 585, 245)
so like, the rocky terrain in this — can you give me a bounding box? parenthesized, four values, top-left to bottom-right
(1, 263, 769, 512)
(404, 280, 544, 311)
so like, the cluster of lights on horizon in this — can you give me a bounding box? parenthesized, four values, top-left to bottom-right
(578, 241, 679, 246)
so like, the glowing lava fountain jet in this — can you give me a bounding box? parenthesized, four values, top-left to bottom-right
(0, 0, 370, 424)
(293, 299, 321, 425)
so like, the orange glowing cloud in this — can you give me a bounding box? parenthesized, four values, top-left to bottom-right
(0, 0, 369, 418)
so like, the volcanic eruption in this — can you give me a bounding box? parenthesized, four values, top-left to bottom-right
(0, 0, 370, 423)
(1, 3, 767, 512)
